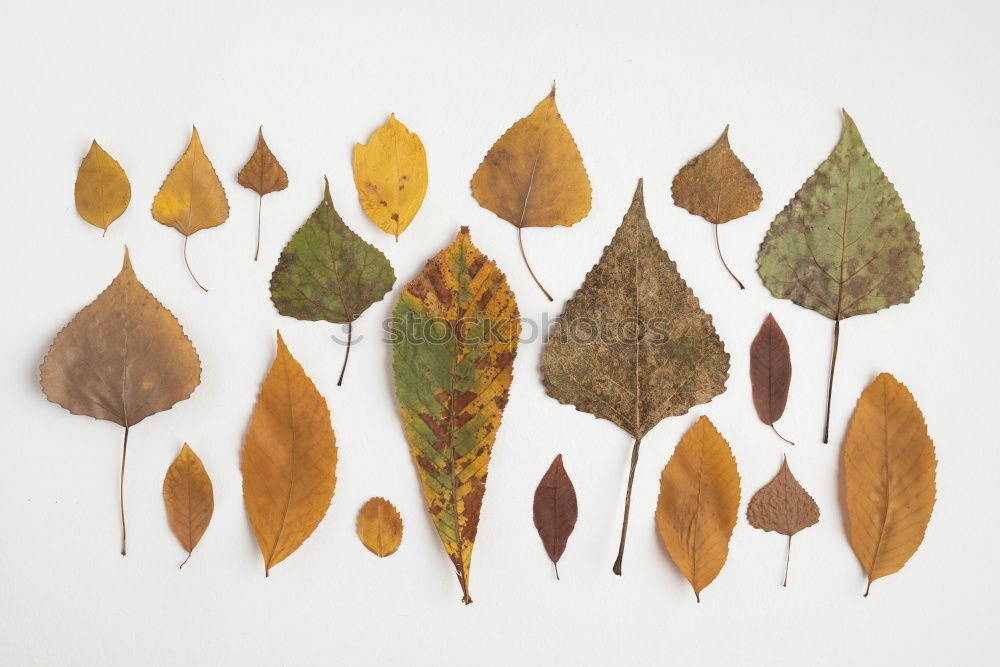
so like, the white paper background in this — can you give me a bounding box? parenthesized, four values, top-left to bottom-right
(2, 1, 998, 665)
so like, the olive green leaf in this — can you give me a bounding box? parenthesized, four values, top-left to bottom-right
(757, 111, 923, 442)
(270, 178, 395, 385)
(541, 179, 729, 576)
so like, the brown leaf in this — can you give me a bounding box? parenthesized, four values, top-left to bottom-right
(471, 83, 591, 300)
(163, 443, 214, 567)
(39, 248, 201, 555)
(540, 179, 729, 575)
(746, 455, 819, 586)
(74, 140, 131, 235)
(356, 497, 403, 558)
(655, 416, 741, 602)
(237, 127, 289, 261)
(671, 126, 762, 289)
(749, 313, 794, 445)
(844, 373, 936, 596)
(532, 454, 578, 579)
(241, 332, 338, 576)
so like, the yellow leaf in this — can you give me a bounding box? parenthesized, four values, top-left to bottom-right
(353, 114, 427, 240)
(471, 84, 591, 300)
(74, 140, 131, 234)
(152, 126, 230, 291)
(241, 332, 338, 576)
(655, 416, 741, 601)
(356, 497, 403, 558)
(843, 373, 936, 596)
(163, 443, 214, 567)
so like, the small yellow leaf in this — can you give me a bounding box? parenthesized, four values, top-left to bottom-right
(74, 140, 131, 234)
(356, 497, 403, 558)
(655, 416, 741, 602)
(844, 373, 936, 596)
(152, 126, 230, 291)
(353, 114, 428, 240)
(163, 443, 214, 567)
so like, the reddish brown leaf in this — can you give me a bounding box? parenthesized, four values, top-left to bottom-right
(750, 313, 794, 446)
(532, 454, 578, 579)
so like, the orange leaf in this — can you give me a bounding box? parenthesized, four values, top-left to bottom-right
(163, 443, 214, 567)
(356, 497, 403, 558)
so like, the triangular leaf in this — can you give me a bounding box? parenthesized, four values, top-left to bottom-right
(237, 127, 289, 261)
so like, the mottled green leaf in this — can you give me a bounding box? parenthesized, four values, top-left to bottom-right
(270, 178, 395, 385)
(757, 111, 923, 441)
(541, 179, 729, 575)
(391, 227, 520, 604)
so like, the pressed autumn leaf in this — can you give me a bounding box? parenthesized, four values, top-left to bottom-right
(39, 248, 201, 555)
(655, 416, 741, 602)
(541, 180, 729, 575)
(242, 332, 338, 576)
(471, 83, 591, 300)
(391, 227, 520, 604)
(757, 111, 924, 442)
(270, 178, 395, 386)
(746, 455, 818, 586)
(152, 126, 230, 291)
(237, 127, 289, 261)
(162, 443, 214, 568)
(74, 140, 131, 235)
(532, 454, 578, 579)
(671, 126, 762, 289)
(844, 373, 936, 596)
(357, 497, 403, 558)
(750, 314, 794, 445)
(353, 114, 428, 240)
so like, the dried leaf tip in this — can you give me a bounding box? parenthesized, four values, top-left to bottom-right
(322, 176, 332, 203)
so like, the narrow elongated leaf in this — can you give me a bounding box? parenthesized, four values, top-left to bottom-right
(746, 455, 818, 586)
(357, 497, 404, 558)
(843, 373, 936, 596)
(270, 178, 395, 386)
(532, 454, 578, 579)
(163, 443, 214, 567)
(40, 248, 201, 555)
(152, 126, 230, 291)
(391, 227, 520, 604)
(671, 126, 761, 288)
(75, 140, 130, 234)
(655, 416, 741, 602)
(750, 313, 794, 445)
(237, 127, 289, 261)
(241, 332, 338, 576)
(353, 114, 428, 240)
(471, 84, 591, 300)
(541, 180, 729, 575)
(757, 111, 924, 442)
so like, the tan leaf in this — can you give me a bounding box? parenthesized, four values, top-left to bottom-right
(74, 140, 131, 234)
(241, 332, 338, 575)
(844, 373, 936, 596)
(655, 416, 741, 602)
(152, 126, 230, 291)
(237, 127, 289, 261)
(356, 497, 403, 558)
(353, 114, 428, 240)
(163, 443, 214, 567)
(471, 84, 591, 300)
(39, 248, 201, 555)
(746, 455, 819, 585)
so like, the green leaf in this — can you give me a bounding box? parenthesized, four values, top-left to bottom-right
(270, 178, 395, 385)
(757, 111, 923, 442)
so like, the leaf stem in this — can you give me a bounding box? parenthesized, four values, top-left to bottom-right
(254, 194, 262, 262)
(119, 426, 129, 557)
(517, 226, 553, 302)
(770, 423, 795, 446)
(179, 552, 191, 569)
(554, 561, 560, 581)
(783, 534, 792, 587)
(713, 224, 744, 290)
(822, 318, 841, 443)
(336, 320, 352, 386)
(612, 438, 642, 576)
(183, 236, 209, 292)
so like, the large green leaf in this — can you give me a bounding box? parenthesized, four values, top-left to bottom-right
(757, 111, 923, 442)
(270, 178, 395, 384)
